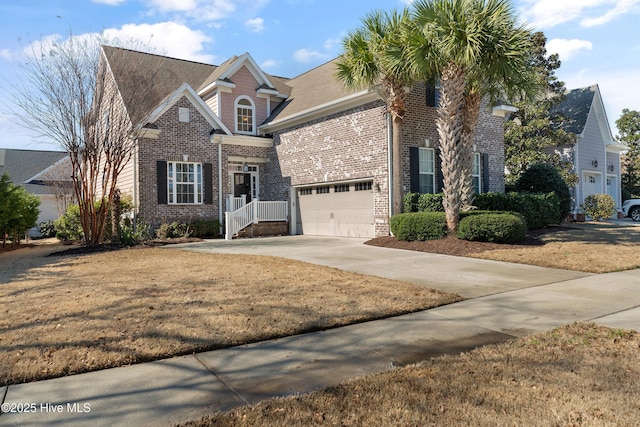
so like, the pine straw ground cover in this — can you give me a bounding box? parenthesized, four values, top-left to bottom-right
(0, 247, 460, 387)
(183, 323, 640, 426)
(367, 221, 640, 273)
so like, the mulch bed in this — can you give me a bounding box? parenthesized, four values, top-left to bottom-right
(365, 226, 575, 257)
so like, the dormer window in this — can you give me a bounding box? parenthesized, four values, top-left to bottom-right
(235, 96, 255, 134)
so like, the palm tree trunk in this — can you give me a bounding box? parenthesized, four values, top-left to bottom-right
(391, 113, 404, 215)
(437, 62, 467, 233)
(461, 90, 481, 209)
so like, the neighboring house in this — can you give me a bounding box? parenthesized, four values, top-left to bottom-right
(0, 148, 71, 232)
(552, 85, 626, 217)
(102, 46, 510, 238)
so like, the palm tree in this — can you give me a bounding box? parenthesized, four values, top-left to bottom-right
(411, 0, 533, 232)
(336, 9, 422, 216)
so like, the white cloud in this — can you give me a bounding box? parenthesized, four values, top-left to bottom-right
(92, 0, 126, 5)
(102, 22, 214, 62)
(0, 49, 12, 61)
(293, 48, 330, 63)
(323, 36, 341, 51)
(145, 0, 198, 13)
(546, 38, 593, 60)
(581, 0, 639, 26)
(261, 58, 280, 69)
(520, 0, 640, 28)
(245, 17, 265, 33)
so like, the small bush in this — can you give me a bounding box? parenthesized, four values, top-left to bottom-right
(515, 163, 571, 222)
(38, 221, 57, 238)
(456, 213, 527, 244)
(156, 221, 191, 239)
(474, 192, 561, 229)
(118, 217, 151, 246)
(189, 219, 221, 238)
(581, 194, 615, 221)
(390, 212, 448, 241)
(403, 193, 445, 213)
(54, 204, 84, 241)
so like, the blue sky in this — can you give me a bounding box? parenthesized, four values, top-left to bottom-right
(1, 0, 639, 150)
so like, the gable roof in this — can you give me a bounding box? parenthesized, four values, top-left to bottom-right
(261, 58, 376, 132)
(553, 85, 597, 135)
(0, 149, 68, 195)
(102, 46, 217, 125)
(147, 83, 232, 135)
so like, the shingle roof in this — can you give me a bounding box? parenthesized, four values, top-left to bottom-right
(0, 149, 68, 195)
(553, 85, 597, 135)
(102, 46, 217, 124)
(103, 47, 360, 129)
(265, 58, 359, 123)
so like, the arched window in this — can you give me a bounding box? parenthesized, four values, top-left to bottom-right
(235, 96, 255, 134)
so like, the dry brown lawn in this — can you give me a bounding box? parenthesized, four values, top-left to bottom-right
(470, 222, 640, 273)
(184, 323, 640, 427)
(0, 246, 460, 387)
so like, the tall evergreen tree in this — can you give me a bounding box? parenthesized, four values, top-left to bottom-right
(504, 32, 577, 187)
(616, 109, 640, 197)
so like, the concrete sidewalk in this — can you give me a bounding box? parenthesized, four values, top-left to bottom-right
(2, 237, 639, 426)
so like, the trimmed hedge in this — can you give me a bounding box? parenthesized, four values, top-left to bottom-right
(474, 192, 560, 230)
(404, 192, 445, 213)
(515, 163, 571, 222)
(390, 212, 448, 241)
(456, 213, 527, 244)
(189, 219, 222, 238)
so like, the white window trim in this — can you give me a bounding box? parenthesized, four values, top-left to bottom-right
(472, 152, 482, 195)
(168, 161, 203, 205)
(418, 147, 435, 194)
(234, 96, 256, 135)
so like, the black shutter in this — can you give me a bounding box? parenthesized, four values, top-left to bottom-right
(436, 149, 444, 193)
(482, 153, 490, 194)
(203, 163, 213, 205)
(157, 160, 167, 204)
(426, 81, 437, 107)
(409, 146, 420, 193)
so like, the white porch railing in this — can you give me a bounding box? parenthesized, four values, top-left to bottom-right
(225, 199, 288, 240)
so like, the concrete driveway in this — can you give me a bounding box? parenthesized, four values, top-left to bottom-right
(173, 235, 590, 299)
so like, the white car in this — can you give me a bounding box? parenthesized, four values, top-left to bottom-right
(621, 199, 640, 221)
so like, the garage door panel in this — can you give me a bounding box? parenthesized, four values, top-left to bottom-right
(296, 182, 374, 238)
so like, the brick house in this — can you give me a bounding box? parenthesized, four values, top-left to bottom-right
(102, 46, 509, 238)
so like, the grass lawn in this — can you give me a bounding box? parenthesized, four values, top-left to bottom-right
(182, 323, 640, 426)
(0, 246, 460, 387)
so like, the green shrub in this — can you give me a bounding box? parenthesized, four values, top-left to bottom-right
(390, 212, 448, 241)
(54, 204, 84, 241)
(118, 217, 151, 245)
(38, 221, 57, 238)
(456, 213, 527, 244)
(474, 192, 561, 229)
(581, 194, 615, 221)
(403, 193, 445, 213)
(189, 219, 221, 238)
(156, 221, 191, 239)
(515, 163, 571, 222)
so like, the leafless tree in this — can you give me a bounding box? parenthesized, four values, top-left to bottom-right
(11, 32, 162, 245)
(37, 156, 75, 217)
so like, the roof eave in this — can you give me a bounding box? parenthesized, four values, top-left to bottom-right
(259, 90, 378, 134)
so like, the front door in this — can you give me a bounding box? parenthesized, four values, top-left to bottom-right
(234, 173, 252, 202)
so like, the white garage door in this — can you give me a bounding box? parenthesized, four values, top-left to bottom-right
(296, 181, 375, 238)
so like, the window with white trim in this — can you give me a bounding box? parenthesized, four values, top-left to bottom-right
(168, 162, 203, 204)
(472, 153, 481, 194)
(419, 148, 435, 194)
(235, 97, 255, 134)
